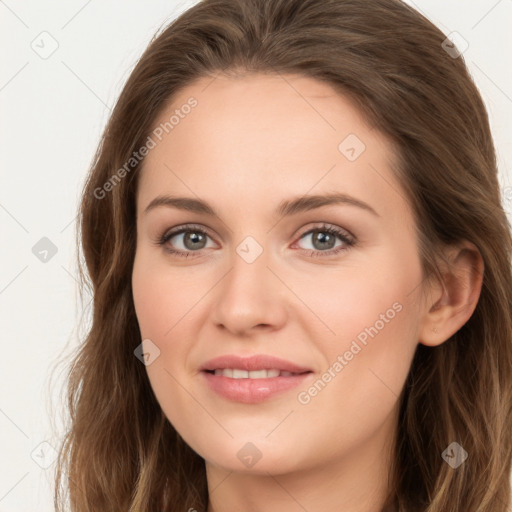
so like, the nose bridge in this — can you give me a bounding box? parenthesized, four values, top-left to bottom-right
(211, 234, 287, 332)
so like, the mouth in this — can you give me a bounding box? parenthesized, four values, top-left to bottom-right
(200, 355, 314, 403)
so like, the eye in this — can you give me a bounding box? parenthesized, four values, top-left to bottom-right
(156, 224, 216, 258)
(293, 223, 355, 257)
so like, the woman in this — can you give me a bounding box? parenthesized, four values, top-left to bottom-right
(54, 0, 512, 510)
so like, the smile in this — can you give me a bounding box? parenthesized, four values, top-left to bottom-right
(202, 369, 313, 403)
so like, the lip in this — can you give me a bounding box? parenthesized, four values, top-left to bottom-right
(200, 354, 313, 404)
(200, 354, 312, 373)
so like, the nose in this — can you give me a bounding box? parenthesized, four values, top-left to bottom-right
(210, 243, 288, 336)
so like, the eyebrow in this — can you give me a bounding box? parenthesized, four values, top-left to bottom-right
(143, 192, 379, 218)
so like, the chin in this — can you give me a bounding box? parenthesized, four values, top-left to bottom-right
(194, 437, 307, 475)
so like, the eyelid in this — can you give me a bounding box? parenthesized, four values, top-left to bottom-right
(294, 222, 354, 242)
(160, 223, 217, 241)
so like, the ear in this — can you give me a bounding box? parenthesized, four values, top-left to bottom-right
(418, 241, 484, 347)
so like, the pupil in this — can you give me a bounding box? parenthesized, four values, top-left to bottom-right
(185, 232, 206, 250)
(314, 231, 335, 250)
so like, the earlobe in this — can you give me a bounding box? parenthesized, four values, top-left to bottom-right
(418, 241, 484, 347)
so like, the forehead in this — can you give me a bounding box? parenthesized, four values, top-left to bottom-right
(137, 73, 410, 224)
(150, 72, 377, 157)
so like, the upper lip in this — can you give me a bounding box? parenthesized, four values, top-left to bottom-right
(200, 354, 312, 373)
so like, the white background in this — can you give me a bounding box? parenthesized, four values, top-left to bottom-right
(1, 0, 511, 510)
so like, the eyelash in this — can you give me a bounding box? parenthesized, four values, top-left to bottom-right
(155, 223, 356, 259)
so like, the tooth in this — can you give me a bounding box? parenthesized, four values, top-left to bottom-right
(248, 370, 267, 379)
(212, 368, 297, 378)
(232, 369, 249, 379)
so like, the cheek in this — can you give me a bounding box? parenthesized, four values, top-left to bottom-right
(291, 245, 421, 347)
(132, 252, 200, 340)
(289, 286, 419, 466)
(293, 247, 422, 407)
(132, 263, 197, 438)
(131, 254, 210, 417)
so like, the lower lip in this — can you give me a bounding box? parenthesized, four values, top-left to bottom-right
(202, 371, 312, 403)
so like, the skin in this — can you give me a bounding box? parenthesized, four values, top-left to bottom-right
(131, 73, 483, 511)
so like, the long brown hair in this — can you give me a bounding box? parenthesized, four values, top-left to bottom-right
(53, 0, 512, 510)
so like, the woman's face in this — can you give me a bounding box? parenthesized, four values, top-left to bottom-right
(132, 73, 428, 476)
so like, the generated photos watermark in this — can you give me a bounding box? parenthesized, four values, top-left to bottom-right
(93, 97, 198, 200)
(297, 301, 403, 405)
